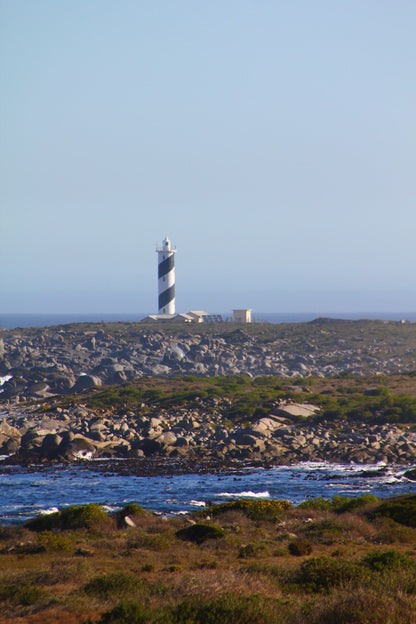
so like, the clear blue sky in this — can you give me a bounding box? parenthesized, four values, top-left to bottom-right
(2, 1, 415, 314)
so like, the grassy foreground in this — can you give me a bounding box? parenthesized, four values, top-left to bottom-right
(1, 495, 416, 623)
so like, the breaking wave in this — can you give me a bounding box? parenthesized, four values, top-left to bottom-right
(218, 490, 270, 499)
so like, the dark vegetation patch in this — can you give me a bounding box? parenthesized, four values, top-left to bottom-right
(299, 494, 380, 513)
(0, 581, 47, 606)
(25, 503, 113, 532)
(83, 573, 142, 600)
(288, 540, 313, 556)
(175, 523, 226, 544)
(201, 499, 292, 521)
(373, 494, 416, 527)
(293, 556, 367, 592)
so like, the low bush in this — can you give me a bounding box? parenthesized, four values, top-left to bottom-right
(115, 503, 146, 527)
(331, 494, 380, 514)
(38, 531, 74, 552)
(304, 519, 346, 544)
(176, 523, 226, 545)
(238, 542, 269, 558)
(98, 594, 284, 624)
(26, 504, 113, 532)
(373, 494, 416, 528)
(203, 499, 292, 521)
(363, 550, 414, 572)
(167, 594, 284, 624)
(84, 573, 142, 600)
(294, 556, 366, 592)
(298, 498, 332, 511)
(98, 601, 153, 623)
(298, 495, 379, 514)
(0, 581, 47, 606)
(373, 519, 416, 544)
(306, 587, 416, 624)
(288, 540, 313, 556)
(127, 533, 170, 551)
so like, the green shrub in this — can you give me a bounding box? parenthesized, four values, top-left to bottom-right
(288, 540, 313, 556)
(203, 499, 292, 521)
(115, 503, 146, 527)
(373, 494, 416, 527)
(0, 582, 47, 606)
(238, 543, 269, 558)
(26, 504, 112, 532)
(128, 533, 170, 551)
(120, 503, 145, 516)
(298, 495, 379, 514)
(374, 519, 416, 544)
(168, 593, 283, 624)
(38, 531, 73, 552)
(88, 386, 144, 409)
(84, 573, 141, 599)
(99, 601, 153, 623)
(304, 519, 346, 543)
(176, 523, 225, 545)
(332, 494, 380, 513)
(306, 587, 415, 624)
(298, 498, 332, 511)
(295, 556, 366, 592)
(363, 550, 414, 572)
(98, 594, 284, 624)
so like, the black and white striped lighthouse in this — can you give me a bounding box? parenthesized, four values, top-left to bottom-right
(156, 237, 176, 314)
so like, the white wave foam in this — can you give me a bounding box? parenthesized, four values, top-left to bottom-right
(0, 375, 12, 387)
(40, 507, 59, 515)
(218, 491, 270, 499)
(103, 505, 119, 513)
(189, 500, 206, 507)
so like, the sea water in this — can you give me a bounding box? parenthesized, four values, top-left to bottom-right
(1, 461, 415, 525)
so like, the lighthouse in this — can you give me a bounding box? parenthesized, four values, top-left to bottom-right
(156, 237, 176, 314)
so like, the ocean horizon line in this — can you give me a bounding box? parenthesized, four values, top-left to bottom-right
(1, 311, 415, 330)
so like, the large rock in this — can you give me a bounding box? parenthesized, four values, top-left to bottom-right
(20, 428, 52, 451)
(155, 431, 177, 446)
(41, 433, 63, 458)
(0, 420, 21, 442)
(60, 435, 96, 459)
(73, 374, 102, 392)
(27, 382, 52, 398)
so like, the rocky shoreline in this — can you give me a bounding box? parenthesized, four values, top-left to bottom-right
(1, 320, 416, 467)
(1, 397, 416, 467)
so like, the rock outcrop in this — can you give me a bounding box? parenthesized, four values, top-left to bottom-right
(1, 398, 415, 465)
(0, 320, 415, 403)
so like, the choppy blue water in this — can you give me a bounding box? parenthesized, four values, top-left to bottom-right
(1, 312, 415, 330)
(1, 462, 415, 525)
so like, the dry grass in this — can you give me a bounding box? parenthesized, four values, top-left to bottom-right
(1, 497, 416, 622)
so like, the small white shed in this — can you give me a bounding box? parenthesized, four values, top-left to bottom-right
(233, 309, 252, 323)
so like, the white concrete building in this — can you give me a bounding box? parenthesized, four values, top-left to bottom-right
(233, 309, 252, 323)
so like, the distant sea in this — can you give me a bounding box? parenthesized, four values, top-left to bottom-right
(1, 461, 416, 525)
(0, 312, 415, 330)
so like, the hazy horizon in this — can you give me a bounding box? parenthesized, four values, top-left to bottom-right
(2, 1, 415, 314)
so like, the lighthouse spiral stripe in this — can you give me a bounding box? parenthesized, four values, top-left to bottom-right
(159, 284, 175, 311)
(158, 250, 175, 314)
(158, 254, 174, 279)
